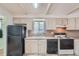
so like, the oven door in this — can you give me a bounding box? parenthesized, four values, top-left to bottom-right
(60, 39, 74, 49)
(59, 39, 74, 55)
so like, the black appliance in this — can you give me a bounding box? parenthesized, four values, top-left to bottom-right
(60, 39, 74, 49)
(7, 25, 26, 56)
(47, 39, 58, 54)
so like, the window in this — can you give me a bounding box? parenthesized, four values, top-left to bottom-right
(33, 20, 45, 34)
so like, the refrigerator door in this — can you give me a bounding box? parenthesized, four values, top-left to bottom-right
(7, 36, 23, 56)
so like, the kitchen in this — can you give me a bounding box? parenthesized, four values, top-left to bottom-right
(0, 3, 79, 56)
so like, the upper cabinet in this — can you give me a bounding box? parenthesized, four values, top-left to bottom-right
(56, 18, 63, 26)
(46, 19, 56, 30)
(67, 18, 76, 30)
(75, 18, 79, 30)
(46, 18, 79, 30)
(13, 18, 79, 30)
(62, 18, 68, 26)
(46, 18, 68, 30)
(56, 18, 68, 27)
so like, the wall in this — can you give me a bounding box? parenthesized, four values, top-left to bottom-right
(13, 18, 32, 30)
(0, 7, 13, 55)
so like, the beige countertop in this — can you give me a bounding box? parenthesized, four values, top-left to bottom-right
(25, 36, 75, 40)
(26, 36, 56, 39)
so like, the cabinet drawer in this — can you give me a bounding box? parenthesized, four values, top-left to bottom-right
(25, 40, 38, 54)
(38, 40, 47, 54)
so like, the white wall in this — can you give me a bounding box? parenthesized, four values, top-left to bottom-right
(0, 7, 13, 56)
(0, 7, 13, 25)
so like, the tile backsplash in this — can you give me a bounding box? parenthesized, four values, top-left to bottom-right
(28, 30, 79, 39)
(66, 30, 79, 38)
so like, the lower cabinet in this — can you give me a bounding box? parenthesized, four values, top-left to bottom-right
(74, 39, 79, 55)
(25, 40, 46, 55)
(25, 40, 38, 55)
(38, 40, 47, 55)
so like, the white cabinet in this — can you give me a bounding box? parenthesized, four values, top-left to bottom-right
(56, 18, 68, 26)
(46, 18, 77, 30)
(67, 18, 76, 30)
(74, 39, 79, 55)
(38, 40, 47, 55)
(25, 40, 38, 54)
(46, 18, 68, 30)
(25, 40, 31, 54)
(25, 40, 47, 55)
(62, 18, 68, 26)
(75, 18, 79, 30)
(56, 18, 63, 26)
(46, 19, 56, 30)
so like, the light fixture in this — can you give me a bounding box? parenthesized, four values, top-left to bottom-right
(33, 3, 38, 8)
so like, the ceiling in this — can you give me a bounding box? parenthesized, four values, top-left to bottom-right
(0, 3, 79, 18)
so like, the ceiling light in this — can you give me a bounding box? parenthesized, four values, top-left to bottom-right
(33, 3, 38, 8)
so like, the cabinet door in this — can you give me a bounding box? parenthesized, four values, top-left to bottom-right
(74, 39, 79, 55)
(62, 18, 68, 26)
(31, 40, 38, 54)
(25, 40, 31, 54)
(76, 18, 79, 30)
(67, 18, 76, 30)
(25, 40, 38, 54)
(38, 40, 46, 55)
(56, 18, 68, 27)
(46, 19, 56, 30)
(56, 18, 63, 26)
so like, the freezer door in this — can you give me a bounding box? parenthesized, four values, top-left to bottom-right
(7, 25, 23, 36)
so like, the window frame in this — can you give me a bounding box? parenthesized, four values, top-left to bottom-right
(33, 19, 46, 34)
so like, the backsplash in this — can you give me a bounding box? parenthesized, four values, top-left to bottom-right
(66, 30, 79, 38)
(28, 30, 79, 39)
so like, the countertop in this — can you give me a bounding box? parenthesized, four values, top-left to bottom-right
(26, 36, 56, 39)
(25, 36, 75, 40)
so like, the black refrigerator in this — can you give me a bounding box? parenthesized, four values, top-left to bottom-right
(7, 25, 26, 56)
